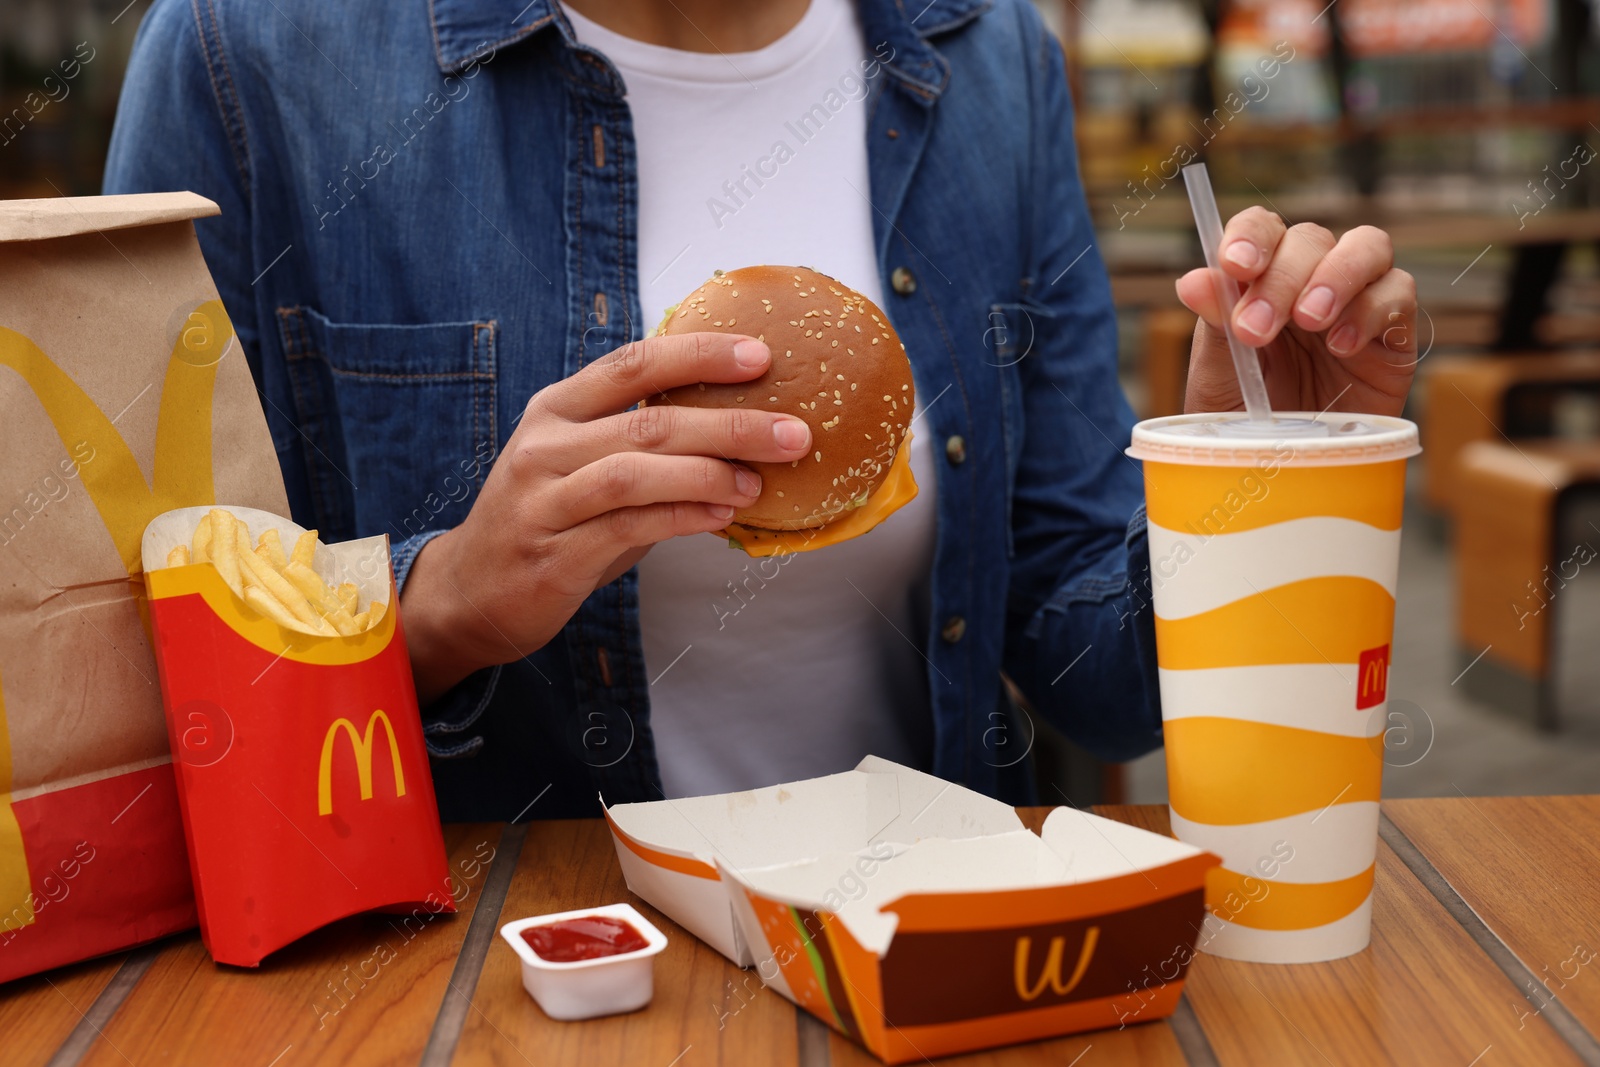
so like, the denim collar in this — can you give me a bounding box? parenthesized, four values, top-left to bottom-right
(427, 0, 993, 100)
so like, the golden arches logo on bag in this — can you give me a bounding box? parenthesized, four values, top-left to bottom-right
(317, 710, 408, 816)
(0, 301, 232, 936)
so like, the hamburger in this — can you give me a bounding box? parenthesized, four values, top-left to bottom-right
(647, 265, 918, 556)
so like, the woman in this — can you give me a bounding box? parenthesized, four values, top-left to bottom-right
(105, 0, 1414, 818)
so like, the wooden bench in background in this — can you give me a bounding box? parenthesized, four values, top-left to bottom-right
(1453, 439, 1600, 729)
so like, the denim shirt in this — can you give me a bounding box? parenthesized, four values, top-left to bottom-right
(105, 0, 1163, 819)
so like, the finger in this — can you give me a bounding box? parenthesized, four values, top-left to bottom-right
(1175, 268, 1225, 325)
(1323, 268, 1418, 360)
(1289, 226, 1395, 333)
(534, 333, 770, 421)
(1218, 206, 1287, 281)
(1232, 221, 1337, 346)
(553, 452, 761, 525)
(569, 500, 739, 560)
(554, 401, 812, 471)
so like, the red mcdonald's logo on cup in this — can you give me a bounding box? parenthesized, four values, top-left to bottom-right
(1356, 645, 1390, 710)
(318, 710, 407, 816)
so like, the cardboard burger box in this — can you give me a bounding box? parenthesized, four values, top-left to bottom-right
(605, 756, 1220, 1062)
(140, 506, 451, 967)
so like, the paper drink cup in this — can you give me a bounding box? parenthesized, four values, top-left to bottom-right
(1127, 412, 1420, 963)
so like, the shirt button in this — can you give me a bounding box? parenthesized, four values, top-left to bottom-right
(945, 434, 967, 464)
(941, 615, 966, 644)
(891, 266, 917, 296)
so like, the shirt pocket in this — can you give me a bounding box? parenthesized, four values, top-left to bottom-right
(276, 305, 498, 541)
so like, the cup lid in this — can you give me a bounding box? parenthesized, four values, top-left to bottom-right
(1126, 411, 1421, 468)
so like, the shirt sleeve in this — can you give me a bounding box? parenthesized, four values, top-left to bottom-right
(999, 18, 1163, 763)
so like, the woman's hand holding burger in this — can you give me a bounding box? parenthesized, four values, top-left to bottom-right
(402, 332, 813, 704)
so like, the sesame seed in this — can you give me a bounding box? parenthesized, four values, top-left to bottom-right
(732, 291, 739, 297)
(728, 318, 736, 325)
(820, 362, 827, 372)
(834, 390, 841, 398)
(847, 348, 854, 355)
(736, 396, 745, 402)
(814, 451, 822, 462)
(871, 338, 879, 345)
(769, 395, 778, 401)
(794, 505, 801, 511)
(785, 350, 792, 357)
(776, 490, 785, 497)
(792, 460, 798, 467)
(805, 330, 813, 337)
(714, 320, 723, 326)
(902, 384, 909, 390)
(882, 395, 891, 401)
(851, 383, 857, 391)
(831, 340, 838, 348)
(833, 399, 843, 406)
(836, 374, 845, 381)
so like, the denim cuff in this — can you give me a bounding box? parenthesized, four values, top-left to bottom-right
(422, 663, 502, 759)
(391, 528, 452, 594)
(389, 528, 500, 759)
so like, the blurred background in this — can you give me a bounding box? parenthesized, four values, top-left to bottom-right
(4, 0, 1599, 803)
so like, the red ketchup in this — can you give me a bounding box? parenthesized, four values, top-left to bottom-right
(522, 915, 649, 963)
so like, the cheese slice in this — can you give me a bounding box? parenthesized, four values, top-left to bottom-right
(718, 433, 919, 558)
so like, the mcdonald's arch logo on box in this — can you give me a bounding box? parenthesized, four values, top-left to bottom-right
(1356, 644, 1390, 710)
(318, 710, 407, 816)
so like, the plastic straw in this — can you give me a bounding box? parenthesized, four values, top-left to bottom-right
(1181, 163, 1272, 423)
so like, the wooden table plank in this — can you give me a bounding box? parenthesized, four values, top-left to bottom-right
(454, 818, 799, 1067)
(1096, 805, 1585, 1067)
(1386, 796, 1600, 1045)
(77, 824, 504, 1067)
(0, 954, 127, 1067)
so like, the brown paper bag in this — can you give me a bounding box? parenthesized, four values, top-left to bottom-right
(0, 193, 288, 982)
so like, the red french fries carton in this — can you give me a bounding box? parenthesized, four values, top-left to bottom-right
(605, 757, 1220, 1062)
(140, 505, 451, 967)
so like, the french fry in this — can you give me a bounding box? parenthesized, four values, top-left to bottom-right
(192, 513, 212, 564)
(170, 508, 386, 636)
(243, 586, 333, 635)
(237, 540, 321, 628)
(283, 561, 343, 616)
(290, 530, 318, 569)
(257, 528, 288, 568)
(209, 509, 243, 595)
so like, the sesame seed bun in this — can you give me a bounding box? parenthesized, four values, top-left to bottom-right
(648, 265, 917, 544)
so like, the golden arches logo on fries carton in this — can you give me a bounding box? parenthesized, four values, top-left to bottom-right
(140, 505, 451, 968)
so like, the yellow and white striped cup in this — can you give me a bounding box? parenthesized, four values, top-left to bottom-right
(1128, 412, 1420, 963)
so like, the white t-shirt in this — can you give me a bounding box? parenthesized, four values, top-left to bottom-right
(563, 0, 939, 797)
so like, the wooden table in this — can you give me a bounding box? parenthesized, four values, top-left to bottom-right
(7, 799, 1600, 1066)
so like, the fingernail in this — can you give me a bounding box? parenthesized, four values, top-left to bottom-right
(1297, 286, 1334, 322)
(709, 504, 736, 521)
(1224, 241, 1258, 269)
(733, 339, 769, 368)
(733, 466, 761, 496)
(1328, 324, 1359, 354)
(773, 418, 809, 451)
(1237, 299, 1273, 338)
